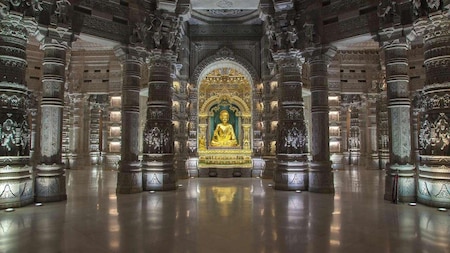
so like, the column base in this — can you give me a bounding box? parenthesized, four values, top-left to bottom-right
(142, 154, 177, 191)
(175, 158, 189, 179)
(142, 170, 177, 191)
(261, 156, 276, 179)
(186, 158, 199, 177)
(274, 154, 308, 190)
(0, 164, 34, 209)
(417, 163, 450, 208)
(116, 171, 143, 194)
(309, 161, 334, 193)
(252, 158, 265, 178)
(384, 164, 416, 203)
(35, 164, 67, 202)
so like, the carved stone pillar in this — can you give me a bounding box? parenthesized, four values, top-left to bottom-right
(116, 47, 143, 194)
(377, 91, 390, 170)
(308, 47, 336, 193)
(132, 0, 187, 189)
(273, 51, 309, 190)
(141, 51, 177, 191)
(29, 94, 39, 167)
(415, 12, 450, 207)
(68, 93, 82, 169)
(382, 40, 415, 202)
(35, 41, 68, 202)
(0, 11, 35, 208)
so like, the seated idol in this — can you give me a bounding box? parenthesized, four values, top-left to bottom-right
(211, 110, 238, 147)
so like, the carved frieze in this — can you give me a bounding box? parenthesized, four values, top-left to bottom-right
(81, 15, 128, 43)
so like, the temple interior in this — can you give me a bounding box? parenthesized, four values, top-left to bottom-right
(1, 0, 450, 252)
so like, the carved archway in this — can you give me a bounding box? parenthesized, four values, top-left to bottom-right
(195, 54, 255, 171)
(192, 47, 259, 88)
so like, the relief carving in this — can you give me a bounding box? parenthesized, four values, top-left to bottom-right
(278, 124, 307, 154)
(143, 125, 172, 154)
(420, 113, 450, 156)
(0, 115, 30, 156)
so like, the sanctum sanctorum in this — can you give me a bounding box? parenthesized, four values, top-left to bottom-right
(1, 0, 450, 252)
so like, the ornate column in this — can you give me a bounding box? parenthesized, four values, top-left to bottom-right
(136, 2, 187, 190)
(115, 46, 144, 194)
(35, 40, 69, 202)
(67, 93, 82, 169)
(273, 51, 309, 190)
(263, 1, 312, 190)
(0, 5, 39, 208)
(380, 38, 415, 203)
(142, 51, 177, 190)
(414, 8, 450, 207)
(380, 39, 415, 202)
(376, 75, 389, 170)
(35, 0, 73, 202)
(307, 47, 336, 193)
(174, 28, 189, 179)
(261, 16, 277, 179)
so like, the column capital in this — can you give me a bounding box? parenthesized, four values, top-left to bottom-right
(129, 8, 185, 56)
(304, 45, 337, 64)
(114, 45, 148, 64)
(272, 50, 304, 70)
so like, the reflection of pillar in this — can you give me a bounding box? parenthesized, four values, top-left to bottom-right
(308, 47, 336, 193)
(273, 51, 309, 190)
(0, 11, 35, 208)
(141, 51, 176, 191)
(416, 12, 450, 207)
(116, 47, 143, 194)
(382, 40, 415, 202)
(36, 41, 68, 202)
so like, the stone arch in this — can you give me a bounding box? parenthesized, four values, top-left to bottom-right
(191, 47, 259, 88)
(200, 94, 251, 117)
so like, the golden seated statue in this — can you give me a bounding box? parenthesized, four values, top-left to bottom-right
(211, 110, 238, 147)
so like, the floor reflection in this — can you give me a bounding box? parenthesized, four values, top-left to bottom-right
(0, 168, 449, 253)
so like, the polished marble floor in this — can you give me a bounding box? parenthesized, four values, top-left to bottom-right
(1, 168, 450, 253)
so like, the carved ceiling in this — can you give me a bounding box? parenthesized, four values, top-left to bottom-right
(189, 0, 261, 24)
(191, 0, 259, 10)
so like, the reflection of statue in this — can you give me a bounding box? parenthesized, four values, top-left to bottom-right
(211, 110, 238, 147)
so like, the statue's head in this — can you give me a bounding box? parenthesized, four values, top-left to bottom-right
(219, 110, 229, 123)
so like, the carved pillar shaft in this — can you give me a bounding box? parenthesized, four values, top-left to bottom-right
(0, 13, 34, 208)
(381, 41, 415, 203)
(417, 13, 450, 207)
(273, 52, 308, 190)
(68, 93, 82, 169)
(309, 51, 334, 193)
(116, 47, 143, 194)
(36, 42, 68, 202)
(141, 51, 176, 191)
(377, 90, 389, 170)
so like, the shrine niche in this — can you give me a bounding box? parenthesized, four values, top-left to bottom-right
(198, 67, 252, 171)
